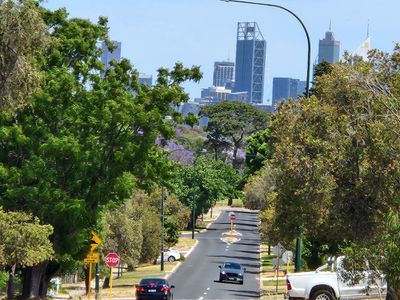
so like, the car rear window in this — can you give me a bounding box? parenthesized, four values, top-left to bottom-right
(139, 278, 166, 286)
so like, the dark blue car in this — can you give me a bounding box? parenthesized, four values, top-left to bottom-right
(135, 278, 174, 300)
(219, 261, 246, 284)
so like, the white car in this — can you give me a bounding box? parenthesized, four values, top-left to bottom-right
(286, 256, 387, 300)
(156, 249, 181, 263)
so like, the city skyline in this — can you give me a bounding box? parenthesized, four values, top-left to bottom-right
(43, 0, 400, 104)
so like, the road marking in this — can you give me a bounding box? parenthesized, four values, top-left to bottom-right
(204, 292, 207, 295)
(207, 287, 210, 290)
(199, 297, 204, 300)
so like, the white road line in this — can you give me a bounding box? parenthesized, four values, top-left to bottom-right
(199, 297, 204, 300)
(207, 287, 210, 290)
(204, 292, 207, 295)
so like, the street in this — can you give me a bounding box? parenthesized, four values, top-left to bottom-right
(169, 209, 261, 299)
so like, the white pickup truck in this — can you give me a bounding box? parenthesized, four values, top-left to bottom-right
(286, 256, 387, 300)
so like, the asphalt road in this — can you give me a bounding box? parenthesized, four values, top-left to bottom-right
(169, 209, 261, 300)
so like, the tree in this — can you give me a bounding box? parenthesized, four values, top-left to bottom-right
(0, 0, 49, 111)
(245, 128, 273, 176)
(0, 6, 202, 298)
(172, 156, 241, 220)
(265, 44, 400, 288)
(200, 101, 270, 168)
(0, 208, 53, 299)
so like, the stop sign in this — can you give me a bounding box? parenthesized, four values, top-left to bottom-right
(105, 252, 120, 267)
(229, 212, 236, 220)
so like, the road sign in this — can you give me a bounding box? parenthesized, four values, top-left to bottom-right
(229, 212, 236, 220)
(282, 250, 293, 264)
(84, 251, 100, 264)
(105, 252, 120, 267)
(90, 232, 102, 252)
(272, 243, 285, 256)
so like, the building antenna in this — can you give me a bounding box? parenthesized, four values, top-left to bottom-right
(329, 19, 332, 31)
(366, 20, 370, 38)
(227, 49, 230, 62)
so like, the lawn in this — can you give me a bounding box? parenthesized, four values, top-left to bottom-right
(215, 198, 243, 207)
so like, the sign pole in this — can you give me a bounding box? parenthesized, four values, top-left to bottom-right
(109, 267, 113, 299)
(88, 262, 92, 300)
(276, 247, 280, 293)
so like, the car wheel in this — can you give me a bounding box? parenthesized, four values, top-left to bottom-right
(310, 289, 335, 300)
(219, 275, 223, 282)
(168, 256, 176, 262)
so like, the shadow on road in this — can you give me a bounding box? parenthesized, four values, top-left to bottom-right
(225, 289, 260, 298)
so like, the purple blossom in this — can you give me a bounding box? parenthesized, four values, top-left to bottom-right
(165, 140, 194, 165)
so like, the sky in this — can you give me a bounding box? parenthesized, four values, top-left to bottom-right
(42, 0, 400, 104)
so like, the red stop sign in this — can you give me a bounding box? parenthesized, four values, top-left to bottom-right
(105, 252, 120, 267)
(229, 212, 236, 220)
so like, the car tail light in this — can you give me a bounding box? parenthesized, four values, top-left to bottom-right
(136, 286, 144, 292)
(287, 279, 292, 291)
(161, 286, 170, 293)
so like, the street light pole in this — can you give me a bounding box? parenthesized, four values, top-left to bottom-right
(221, 0, 310, 271)
(161, 186, 165, 271)
(220, 0, 311, 98)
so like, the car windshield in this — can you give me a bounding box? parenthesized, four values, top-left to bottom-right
(139, 278, 166, 286)
(224, 262, 241, 269)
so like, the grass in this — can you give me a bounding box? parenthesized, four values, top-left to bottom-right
(263, 279, 286, 287)
(215, 198, 243, 207)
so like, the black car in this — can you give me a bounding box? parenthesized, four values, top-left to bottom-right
(219, 261, 246, 284)
(135, 278, 174, 300)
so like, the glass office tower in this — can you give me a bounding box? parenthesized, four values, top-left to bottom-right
(234, 22, 266, 104)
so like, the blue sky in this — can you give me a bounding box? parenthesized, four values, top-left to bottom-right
(43, 0, 400, 104)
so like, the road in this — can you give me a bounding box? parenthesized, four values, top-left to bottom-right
(169, 209, 261, 299)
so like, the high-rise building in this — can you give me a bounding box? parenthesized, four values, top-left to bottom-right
(101, 41, 122, 70)
(213, 61, 235, 88)
(318, 25, 340, 64)
(138, 73, 153, 86)
(234, 22, 266, 104)
(272, 77, 300, 106)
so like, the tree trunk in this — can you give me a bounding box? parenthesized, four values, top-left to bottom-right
(7, 264, 16, 299)
(22, 263, 46, 299)
(228, 197, 233, 206)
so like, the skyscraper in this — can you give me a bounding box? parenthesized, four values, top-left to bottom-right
(101, 40, 122, 69)
(234, 22, 266, 104)
(213, 61, 234, 88)
(318, 25, 340, 64)
(272, 77, 300, 106)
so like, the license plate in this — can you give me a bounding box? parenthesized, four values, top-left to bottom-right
(148, 289, 156, 292)
(229, 277, 235, 281)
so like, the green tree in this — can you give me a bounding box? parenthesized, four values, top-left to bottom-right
(245, 129, 273, 175)
(266, 44, 400, 289)
(173, 156, 241, 221)
(0, 0, 49, 111)
(0, 6, 201, 298)
(200, 101, 270, 167)
(0, 208, 53, 299)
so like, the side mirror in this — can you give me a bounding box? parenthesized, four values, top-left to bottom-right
(218, 265, 221, 268)
(243, 267, 246, 272)
(170, 285, 175, 289)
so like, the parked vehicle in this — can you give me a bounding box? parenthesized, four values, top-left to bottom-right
(135, 278, 174, 300)
(286, 256, 387, 300)
(156, 249, 181, 263)
(218, 261, 246, 284)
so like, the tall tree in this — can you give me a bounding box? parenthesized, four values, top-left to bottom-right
(0, 6, 201, 298)
(200, 101, 270, 168)
(265, 44, 400, 293)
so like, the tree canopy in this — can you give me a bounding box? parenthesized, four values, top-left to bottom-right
(200, 101, 270, 166)
(0, 5, 201, 297)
